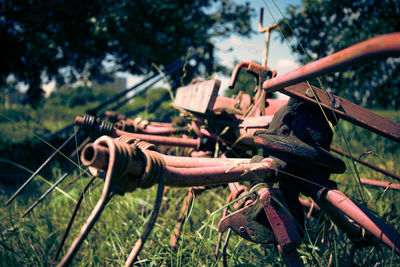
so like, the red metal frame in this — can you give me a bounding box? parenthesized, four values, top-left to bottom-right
(50, 33, 400, 266)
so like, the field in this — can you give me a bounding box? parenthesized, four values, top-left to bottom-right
(0, 101, 399, 266)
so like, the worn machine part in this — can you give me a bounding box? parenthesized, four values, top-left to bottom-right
(58, 136, 167, 266)
(259, 187, 301, 267)
(314, 188, 400, 255)
(79, 114, 114, 138)
(246, 98, 346, 174)
(228, 61, 276, 118)
(217, 183, 302, 265)
(81, 136, 277, 188)
(261, 32, 400, 143)
(218, 186, 277, 244)
(263, 33, 400, 93)
(170, 186, 207, 250)
(281, 82, 400, 144)
(75, 115, 205, 150)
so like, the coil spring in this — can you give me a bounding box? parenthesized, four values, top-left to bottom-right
(132, 117, 149, 131)
(140, 150, 165, 189)
(80, 114, 114, 137)
(117, 135, 163, 189)
(118, 135, 158, 151)
(80, 114, 96, 134)
(99, 135, 164, 191)
(99, 120, 114, 136)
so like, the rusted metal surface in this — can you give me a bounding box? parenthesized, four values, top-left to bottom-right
(213, 93, 251, 115)
(238, 115, 274, 135)
(281, 83, 400, 143)
(81, 138, 276, 188)
(321, 189, 400, 255)
(218, 186, 277, 244)
(259, 187, 301, 267)
(263, 33, 400, 93)
(75, 115, 202, 149)
(50, 33, 400, 266)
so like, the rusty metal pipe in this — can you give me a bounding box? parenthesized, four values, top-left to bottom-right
(114, 130, 201, 149)
(82, 143, 252, 169)
(360, 178, 400, 191)
(75, 116, 201, 149)
(164, 162, 274, 187)
(81, 143, 144, 178)
(322, 189, 400, 255)
(229, 62, 250, 89)
(81, 141, 276, 189)
(263, 33, 400, 92)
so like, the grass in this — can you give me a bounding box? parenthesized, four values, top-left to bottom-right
(0, 106, 399, 266)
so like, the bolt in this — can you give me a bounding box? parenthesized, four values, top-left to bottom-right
(239, 226, 246, 233)
(305, 88, 314, 98)
(332, 97, 341, 109)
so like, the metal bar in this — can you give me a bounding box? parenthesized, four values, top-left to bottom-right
(281, 82, 400, 143)
(22, 166, 76, 217)
(323, 189, 400, 255)
(263, 33, 400, 92)
(74, 116, 201, 149)
(54, 176, 97, 260)
(5, 133, 76, 205)
(331, 146, 400, 181)
(164, 162, 274, 187)
(360, 178, 400, 191)
(113, 130, 201, 149)
(81, 141, 276, 188)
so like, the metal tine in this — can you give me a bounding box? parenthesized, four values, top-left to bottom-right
(58, 192, 114, 267)
(5, 133, 76, 205)
(21, 135, 90, 217)
(54, 176, 97, 260)
(21, 165, 76, 217)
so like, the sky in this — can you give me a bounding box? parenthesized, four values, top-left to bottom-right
(119, 0, 302, 93)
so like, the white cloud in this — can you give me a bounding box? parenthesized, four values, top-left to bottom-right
(276, 58, 299, 69)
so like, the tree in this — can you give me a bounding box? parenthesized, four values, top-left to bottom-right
(0, 0, 254, 107)
(279, 0, 400, 109)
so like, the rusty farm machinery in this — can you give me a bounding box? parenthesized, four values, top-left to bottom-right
(5, 31, 400, 266)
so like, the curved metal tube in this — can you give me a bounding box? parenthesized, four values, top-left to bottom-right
(323, 189, 400, 255)
(262, 33, 400, 92)
(57, 137, 118, 267)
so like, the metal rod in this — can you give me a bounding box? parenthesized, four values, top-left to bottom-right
(54, 176, 97, 260)
(331, 146, 400, 182)
(280, 82, 400, 143)
(21, 166, 76, 217)
(5, 133, 76, 205)
(323, 189, 400, 255)
(263, 33, 400, 93)
(124, 172, 165, 266)
(74, 116, 202, 149)
(360, 178, 400, 191)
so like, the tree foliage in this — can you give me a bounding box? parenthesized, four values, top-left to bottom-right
(279, 0, 400, 109)
(1, 0, 253, 107)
